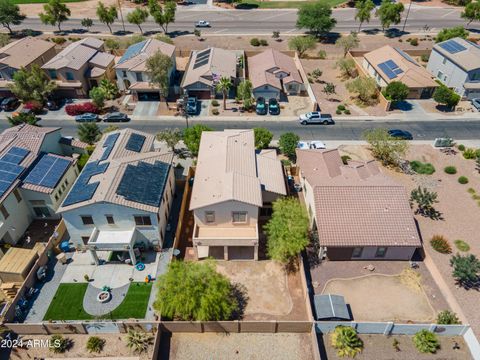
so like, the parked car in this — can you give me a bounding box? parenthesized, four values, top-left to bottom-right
(388, 129, 413, 140)
(255, 97, 267, 115)
(0, 97, 6, 110)
(1, 97, 19, 111)
(297, 140, 326, 150)
(195, 20, 210, 28)
(46, 99, 60, 111)
(299, 112, 334, 125)
(75, 113, 100, 122)
(471, 98, 480, 111)
(103, 112, 130, 122)
(186, 97, 198, 115)
(268, 98, 280, 115)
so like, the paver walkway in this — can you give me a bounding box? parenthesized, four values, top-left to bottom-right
(83, 283, 131, 316)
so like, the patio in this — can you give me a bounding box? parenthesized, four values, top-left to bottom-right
(15, 219, 61, 249)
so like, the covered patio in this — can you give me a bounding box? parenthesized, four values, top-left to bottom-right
(87, 228, 137, 266)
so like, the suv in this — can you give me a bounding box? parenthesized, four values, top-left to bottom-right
(268, 98, 280, 115)
(255, 97, 267, 115)
(299, 112, 334, 125)
(195, 20, 210, 28)
(186, 97, 198, 115)
(103, 112, 130, 122)
(1, 97, 19, 111)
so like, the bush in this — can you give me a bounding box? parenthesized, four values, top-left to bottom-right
(475, 149, 480, 158)
(450, 253, 480, 288)
(344, 109, 351, 115)
(49, 335, 70, 353)
(259, 39, 268, 46)
(444, 166, 457, 174)
(336, 109, 342, 115)
(458, 176, 469, 184)
(250, 38, 260, 46)
(410, 160, 435, 175)
(413, 330, 439, 354)
(341, 155, 351, 165)
(65, 102, 99, 116)
(23, 100, 44, 113)
(212, 108, 219, 115)
(50, 37, 66, 45)
(454, 239, 470, 252)
(410, 38, 418, 46)
(457, 144, 465, 151)
(462, 148, 477, 159)
(337, 104, 346, 111)
(430, 235, 452, 254)
(317, 49, 327, 59)
(86, 336, 105, 353)
(437, 310, 461, 325)
(211, 99, 219, 107)
(331, 326, 363, 358)
(421, 54, 429, 62)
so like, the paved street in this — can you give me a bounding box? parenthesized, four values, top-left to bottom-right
(13, 6, 478, 35)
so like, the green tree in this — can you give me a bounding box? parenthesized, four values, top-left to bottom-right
(127, 7, 149, 34)
(346, 76, 377, 104)
(148, 0, 176, 34)
(96, 2, 117, 34)
(433, 85, 460, 109)
(81, 18, 93, 31)
(436, 26, 469, 43)
(253, 127, 273, 149)
(99, 79, 118, 100)
(335, 32, 359, 58)
(9, 64, 57, 103)
(77, 123, 101, 145)
(335, 58, 357, 79)
(0, 0, 26, 34)
(279, 132, 300, 160)
(39, 0, 70, 32)
(125, 330, 153, 354)
(215, 76, 232, 110)
(436, 310, 461, 325)
(375, 0, 404, 32)
(355, 0, 375, 32)
(450, 253, 480, 288)
(89, 87, 106, 108)
(384, 81, 409, 103)
(409, 186, 439, 218)
(156, 128, 182, 152)
(153, 260, 238, 321)
(331, 326, 364, 358)
(462, 0, 480, 25)
(287, 35, 316, 58)
(265, 197, 309, 264)
(183, 124, 213, 155)
(145, 51, 173, 101)
(7, 112, 37, 126)
(363, 128, 407, 166)
(296, 2, 336, 38)
(413, 330, 439, 354)
(237, 79, 253, 109)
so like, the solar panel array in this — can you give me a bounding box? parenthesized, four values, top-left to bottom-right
(0, 147, 29, 198)
(100, 133, 120, 161)
(395, 48, 419, 66)
(439, 40, 467, 54)
(125, 133, 146, 152)
(62, 161, 109, 206)
(118, 40, 147, 64)
(193, 48, 211, 70)
(378, 59, 404, 79)
(116, 161, 170, 207)
(24, 154, 71, 188)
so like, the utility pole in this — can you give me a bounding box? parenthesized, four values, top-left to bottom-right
(117, 0, 126, 33)
(402, 0, 412, 33)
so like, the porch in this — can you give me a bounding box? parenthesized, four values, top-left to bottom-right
(87, 228, 137, 266)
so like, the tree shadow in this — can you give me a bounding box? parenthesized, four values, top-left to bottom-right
(230, 283, 249, 320)
(385, 28, 409, 38)
(167, 30, 191, 38)
(415, 208, 444, 221)
(435, 104, 456, 112)
(363, 28, 381, 35)
(235, 3, 258, 9)
(113, 30, 133, 36)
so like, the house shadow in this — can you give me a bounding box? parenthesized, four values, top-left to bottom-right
(158, 331, 172, 359)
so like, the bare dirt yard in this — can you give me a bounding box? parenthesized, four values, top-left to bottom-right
(163, 332, 314, 360)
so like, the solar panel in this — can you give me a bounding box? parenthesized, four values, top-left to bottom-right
(378, 62, 397, 79)
(196, 48, 211, 59)
(395, 47, 419, 66)
(24, 154, 71, 188)
(125, 133, 146, 152)
(439, 40, 467, 54)
(100, 133, 120, 161)
(2, 147, 30, 164)
(62, 161, 109, 206)
(118, 40, 147, 64)
(193, 57, 209, 70)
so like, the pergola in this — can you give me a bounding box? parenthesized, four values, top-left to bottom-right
(87, 228, 137, 265)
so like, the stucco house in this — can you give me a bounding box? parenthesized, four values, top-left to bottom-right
(247, 49, 304, 100)
(0, 37, 56, 96)
(58, 129, 175, 265)
(296, 148, 422, 261)
(0, 124, 82, 250)
(190, 129, 286, 261)
(115, 39, 176, 101)
(363, 45, 438, 99)
(42, 38, 115, 98)
(427, 37, 480, 99)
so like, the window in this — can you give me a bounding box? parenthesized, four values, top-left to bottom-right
(232, 211, 247, 223)
(136, 72, 143, 82)
(55, 194, 59, 201)
(122, 70, 127, 77)
(65, 179, 69, 186)
(105, 215, 115, 224)
(81, 236, 90, 245)
(375, 247, 387, 258)
(13, 189, 22, 203)
(66, 72, 75, 81)
(437, 70, 443, 79)
(134, 215, 152, 226)
(0, 204, 9, 220)
(351, 247, 363, 258)
(81, 215, 94, 225)
(205, 211, 215, 223)
(442, 58, 447, 65)
(471, 72, 480, 81)
(48, 69, 57, 79)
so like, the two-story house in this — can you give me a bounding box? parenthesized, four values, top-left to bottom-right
(190, 130, 286, 261)
(427, 37, 480, 99)
(42, 38, 115, 98)
(114, 39, 176, 101)
(58, 129, 175, 265)
(0, 37, 56, 96)
(0, 124, 81, 250)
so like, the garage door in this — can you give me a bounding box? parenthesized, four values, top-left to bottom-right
(188, 90, 211, 100)
(137, 92, 160, 101)
(254, 91, 279, 100)
(228, 246, 255, 260)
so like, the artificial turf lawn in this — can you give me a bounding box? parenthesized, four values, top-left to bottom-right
(238, 0, 345, 9)
(12, 0, 85, 3)
(43, 282, 153, 321)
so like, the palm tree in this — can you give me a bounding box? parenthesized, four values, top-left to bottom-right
(215, 76, 232, 110)
(331, 326, 363, 358)
(99, 79, 118, 100)
(77, 123, 101, 145)
(355, 0, 375, 32)
(125, 330, 153, 354)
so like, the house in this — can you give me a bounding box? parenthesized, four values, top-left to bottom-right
(363, 45, 438, 99)
(427, 37, 480, 99)
(247, 48, 304, 100)
(57, 129, 175, 265)
(190, 130, 286, 261)
(42, 38, 115, 98)
(0, 37, 56, 96)
(0, 124, 81, 248)
(181, 47, 243, 99)
(115, 39, 176, 101)
(296, 148, 421, 261)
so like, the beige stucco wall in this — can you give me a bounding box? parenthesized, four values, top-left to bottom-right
(193, 200, 258, 229)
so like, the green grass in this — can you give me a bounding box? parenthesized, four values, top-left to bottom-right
(410, 160, 435, 175)
(43, 282, 153, 321)
(12, 0, 85, 3)
(237, 0, 345, 9)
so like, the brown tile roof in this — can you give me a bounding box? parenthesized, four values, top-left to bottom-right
(0, 37, 55, 69)
(59, 137, 88, 149)
(433, 37, 480, 72)
(256, 149, 286, 196)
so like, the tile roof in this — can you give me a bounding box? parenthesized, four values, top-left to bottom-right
(0, 37, 55, 69)
(296, 149, 421, 248)
(256, 149, 287, 195)
(115, 39, 176, 72)
(433, 37, 480, 72)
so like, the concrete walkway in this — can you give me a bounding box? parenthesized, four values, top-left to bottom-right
(83, 283, 130, 316)
(145, 248, 172, 320)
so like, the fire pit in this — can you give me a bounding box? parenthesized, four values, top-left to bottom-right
(97, 291, 111, 303)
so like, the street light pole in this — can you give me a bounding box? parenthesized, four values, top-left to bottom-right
(402, 0, 412, 33)
(117, 0, 126, 33)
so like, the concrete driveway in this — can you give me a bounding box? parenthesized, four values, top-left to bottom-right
(133, 101, 160, 117)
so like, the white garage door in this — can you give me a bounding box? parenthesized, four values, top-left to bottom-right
(254, 91, 279, 100)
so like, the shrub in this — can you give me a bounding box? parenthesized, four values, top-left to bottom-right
(410, 38, 418, 46)
(125, 330, 153, 354)
(50, 37, 66, 45)
(211, 99, 219, 107)
(331, 326, 363, 358)
(65, 102, 99, 116)
(23, 100, 44, 113)
(421, 54, 429, 62)
(212, 108, 219, 115)
(475, 149, 480, 158)
(250, 38, 260, 46)
(457, 144, 465, 151)
(437, 310, 461, 325)
(336, 109, 342, 115)
(344, 109, 351, 115)
(317, 49, 327, 59)
(259, 39, 268, 46)
(86, 336, 105, 353)
(450, 253, 480, 288)
(410, 187, 439, 219)
(462, 148, 477, 159)
(444, 166, 457, 174)
(341, 155, 351, 165)
(458, 176, 469, 184)
(454, 240, 470, 252)
(49, 335, 70, 353)
(410, 160, 435, 175)
(413, 330, 439, 354)
(337, 104, 346, 111)
(430, 235, 452, 254)
(312, 68, 323, 78)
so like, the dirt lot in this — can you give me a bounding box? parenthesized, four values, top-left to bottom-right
(162, 332, 314, 360)
(216, 260, 308, 320)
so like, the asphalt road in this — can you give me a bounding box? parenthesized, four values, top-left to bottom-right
(3, 118, 480, 140)
(13, 7, 478, 35)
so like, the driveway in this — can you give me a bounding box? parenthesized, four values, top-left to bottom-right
(133, 101, 160, 117)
